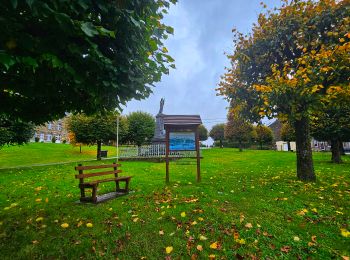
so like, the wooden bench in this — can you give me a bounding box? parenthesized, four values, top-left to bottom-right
(75, 162, 132, 203)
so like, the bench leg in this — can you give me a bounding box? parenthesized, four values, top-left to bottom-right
(92, 185, 98, 203)
(80, 187, 86, 200)
(115, 180, 120, 192)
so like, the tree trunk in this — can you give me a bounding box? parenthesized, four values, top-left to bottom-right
(260, 142, 263, 150)
(331, 139, 342, 163)
(220, 139, 223, 148)
(80, 145, 82, 153)
(294, 116, 316, 181)
(238, 140, 243, 152)
(97, 140, 102, 160)
(287, 141, 291, 151)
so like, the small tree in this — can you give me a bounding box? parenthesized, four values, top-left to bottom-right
(67, 113, 122, 160)
(198, 124, 208, 142)
(281, 122, 296, 151)
(254, 125, 273, 150)
(225, 113, 253, 152)
(51, 136, 56, 143)
(209, 123, 225, 148)
(127, 112, 155, 147)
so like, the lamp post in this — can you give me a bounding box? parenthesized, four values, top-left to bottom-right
(116, 116, 119, 162)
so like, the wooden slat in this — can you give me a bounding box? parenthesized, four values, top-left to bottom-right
(75, 170, 122, 179)
(84, 176, 131, 185)
(75, 164, 121, 171)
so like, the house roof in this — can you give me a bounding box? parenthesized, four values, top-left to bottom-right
(163, 115, 202, 126)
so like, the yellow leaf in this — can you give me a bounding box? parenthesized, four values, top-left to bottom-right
(86, 223, 93, 228)
(165, 246, 173, 254)
(311, 208, 317, 213)
(293, 236, 300, 242)
(36, 217, 44, 222)
(159, 230, 164, 235)
(162, 47, 168, 53)
(210, 242, 218, 249)
(35, 198, 42, 202)
(45, 198, 49, 203)
(133, 218, 139, 222)
(197, 244, 203, 251)
(339, 38, 345, 43)
(77, 220, 83, 227)
(199, 235, 207, 241)
(209, 254, 216, 259)
(181, 212, 186, 218)
(234, 232, 239, 240)
(61, 223, 69, 228)
(341, 228, 350, 238)
(198, 217, 204, 221)
(235, 238, 246, 244)
(303, 47, 307, 52)
(191, 221, 197, 225)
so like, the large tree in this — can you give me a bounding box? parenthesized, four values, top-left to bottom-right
(127, 111, 155, 147)
(0, 0, 176, 125)
(209, 123, 225, 148)
(67, 113, 127, 160)
(218, 0, 349, 181)
(311, 104, 350, 163)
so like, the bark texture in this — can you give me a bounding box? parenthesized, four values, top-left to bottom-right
(294, 116, 316, 181)
(331, 139, 342, 163)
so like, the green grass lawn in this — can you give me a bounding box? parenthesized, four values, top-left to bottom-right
(0, 143, 117, 168)
(0, 148, 349, 259)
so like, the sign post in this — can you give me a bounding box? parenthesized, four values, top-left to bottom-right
(163, 115, 202, 184)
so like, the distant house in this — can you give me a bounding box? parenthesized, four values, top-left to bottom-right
(268, 119, 282, 142)
(32, 118, 70, 143)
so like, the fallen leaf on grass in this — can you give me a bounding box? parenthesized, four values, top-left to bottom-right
(35, 217, 44, 222)
(61, 223, 69, 228)
(181, 212, 186, 218)
(280, 246, 291, 253)
(159, 230, 164, 235)
(165, 246, 173, 254)
(341, 256, 349, 260)
(199, 235, 207, 241)
(340, 229, 350, 238)
(209, 254, 216, 259)
(245, 223, 253, 228)
(293, 236, 300, 242)
(196, 245, 203, 251)
(234, 232, 239, 239)
(86, 223, 93, 228)
(210, 242, 218, 249)
(235, 238, 246, 245)
(32, 240, 39, 244)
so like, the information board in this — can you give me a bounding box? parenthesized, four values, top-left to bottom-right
(169, 132, 195, 151)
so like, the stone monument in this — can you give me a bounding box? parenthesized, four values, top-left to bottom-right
(152, 98, 166, 144)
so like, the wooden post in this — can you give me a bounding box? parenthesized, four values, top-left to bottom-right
(195, 127, 201, 182)
(78, 163, 85, 200)
(113, 161, 120, 191)
(165, 127, 170, 183)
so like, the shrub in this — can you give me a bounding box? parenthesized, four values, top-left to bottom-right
(35, 137, 39, 142)
(51, 136, 57, 143)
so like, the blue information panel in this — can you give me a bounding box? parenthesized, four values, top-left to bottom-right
(169, 132, 196, 151)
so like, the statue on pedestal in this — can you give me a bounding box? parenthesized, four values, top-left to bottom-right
(152, 98, 166, 144)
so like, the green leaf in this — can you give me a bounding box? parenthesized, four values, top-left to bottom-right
(0, 53, 16, 70)
(21, 57, 38, 71)
(130, 16, 140, 28)
(11, 0, 17, 9)
(81, 22, 98, 37)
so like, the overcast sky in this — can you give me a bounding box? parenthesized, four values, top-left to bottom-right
(123, 0, 278, 134)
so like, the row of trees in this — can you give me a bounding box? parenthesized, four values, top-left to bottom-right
(67, 111, 155, 160)
(1, 0, 176, 147)
(217, 0, 349, 181)
(209, 122, 273, 151)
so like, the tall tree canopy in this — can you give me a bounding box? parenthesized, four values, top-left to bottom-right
(127, 111, 155, 146)
(0, 0, 176, 124)
(253, 125, 273, 149)
(0, 114, 34, 147)
(218, 0, 350, 181)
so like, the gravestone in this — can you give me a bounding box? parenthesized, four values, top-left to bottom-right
(152, 98, 166, 144)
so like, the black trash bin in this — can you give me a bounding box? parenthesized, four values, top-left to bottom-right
(100, 150, 108, 158)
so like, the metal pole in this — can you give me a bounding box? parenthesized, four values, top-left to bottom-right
(116, 116, 119, 162)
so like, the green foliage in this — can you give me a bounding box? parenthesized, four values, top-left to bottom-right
(127, 111, 155, 146)
(198, 124, 208, 141)
(0, 114, 34, 147)
(225, 113, 253, 151)
(51, 136, 56, 143)
(0, 0, 176, 124)
(253, 125, 273, 148)
(209, 123, 225, 147)
(67, 113, 127, 159)
(281, 122, 295, 142)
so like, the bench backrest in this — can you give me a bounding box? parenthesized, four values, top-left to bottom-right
(75, 163, 122, 183)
